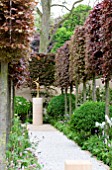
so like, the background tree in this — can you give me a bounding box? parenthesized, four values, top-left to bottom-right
(85, 2, 103, 101)
(36, 0, 83, 53)
(69, 26, 87, 108)
(55, 41, 70, 114)
(51, 4, 91, 52)
(29, 53, 55, 95)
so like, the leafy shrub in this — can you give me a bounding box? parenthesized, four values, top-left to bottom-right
(14, 96, 32, 123)
(70, 101, 112, 139)
(82, 135, 112, 168)
(46, 94, 75, 120)
(6, 116, 41, 169)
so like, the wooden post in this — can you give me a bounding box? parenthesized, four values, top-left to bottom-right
(65, 160, 92, 170)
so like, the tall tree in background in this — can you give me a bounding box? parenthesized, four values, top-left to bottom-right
(36, 0, 84, 53)
(51, 4, 91, 52)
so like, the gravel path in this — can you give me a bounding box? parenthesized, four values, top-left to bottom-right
(28, 124, 110, 170)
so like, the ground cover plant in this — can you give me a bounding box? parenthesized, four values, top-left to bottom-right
(6, 115, 42, 170)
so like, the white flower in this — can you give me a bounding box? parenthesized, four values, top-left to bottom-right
(105, 115, 112, 126)
(100, 122, 105, 129)
(95, 122, 100, 127)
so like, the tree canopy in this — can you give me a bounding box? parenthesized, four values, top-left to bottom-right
(51, 4, 91, 52)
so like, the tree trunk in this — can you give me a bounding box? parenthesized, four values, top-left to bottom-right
(39, 0, 52, 53)
(105, 78, 110, 140)
(92, 73, 96, 101)
(0, 62, 8, 169)
(83, 79, 86, 103)
(11, 80, 15, 125)
(69, 84, 73, 115)
(75, 83, 78, 109)
(105, 78, 109, 117)
(6, 76, 11, 144)
(64, 88, 68, 115)
(61, 87, 64, 94)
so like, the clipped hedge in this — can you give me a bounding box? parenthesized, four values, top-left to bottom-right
(46, 94, 75, 120)
(70, 101, 112, 138)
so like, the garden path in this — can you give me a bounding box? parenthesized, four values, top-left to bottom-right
(28, 124, 110, 170)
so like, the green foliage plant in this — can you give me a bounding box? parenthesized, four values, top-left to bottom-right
(46, 94, 75, 120)
(6, 116, 42, 170)
(82, 135, 112, 168)
(70, 101, 112, 139)
(52, 5, 91, 52)
(14, 96, 32, 123)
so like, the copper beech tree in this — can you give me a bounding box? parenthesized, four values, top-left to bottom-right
(85, 0, 112, 120)
(0, 0, 36, 169)
(69, 26, 87, 108)
(85, 2, 103, 101)
(55, 41, 71, 114)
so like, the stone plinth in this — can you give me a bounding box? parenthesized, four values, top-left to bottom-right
(33, 98, 43, 126)
(65, 160, 92, 170)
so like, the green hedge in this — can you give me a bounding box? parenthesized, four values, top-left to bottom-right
(70, 101, 112, 138)
(46, 94, 75, 120)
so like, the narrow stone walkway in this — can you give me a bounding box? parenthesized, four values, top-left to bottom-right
(28, 124, 110, 170)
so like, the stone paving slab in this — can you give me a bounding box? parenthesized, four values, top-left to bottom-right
(27, 124, 57, 131)
(28, 124, 110, 170)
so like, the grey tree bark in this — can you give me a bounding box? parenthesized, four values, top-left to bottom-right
(64, 88, 68, 115)
(39, 0, 52, 53)
(92, 73, 96, 101)
(11, 80, 15, 125)
(83, 79, 86, 103)
(75, 83, 78, 108)
(0, 62, 8, 170)
(37, 0, 83, 53)
(105, 78, 109, 117)
(69, 84, 73, 115)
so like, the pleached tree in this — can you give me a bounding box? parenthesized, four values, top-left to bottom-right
(85, 2, 103, 101)
(0, 0, 36, 168)
(69, 26, 87, 108)
(55, 41, 70, 114)
(100, 0, 112, 119)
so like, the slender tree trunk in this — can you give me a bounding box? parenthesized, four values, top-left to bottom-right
(105, 78, 110, 139)
(39, 0, 51, 53)
(75, 83, 78, 109)
(105, 78, 109, 117)
(83, 79, 86, 103)
(11, 80, 15, 125)
(0, 62, 8, 169)
(64, 88, 68, 115)
(61, 87, 64, 94)
(69, 84, 73, 115)
(92, 73, 96, 101)
(6, 76, 11, 144)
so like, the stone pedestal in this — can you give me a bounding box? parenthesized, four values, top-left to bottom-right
(33, 98, 43, 126)
(65, 160, 92, 170)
